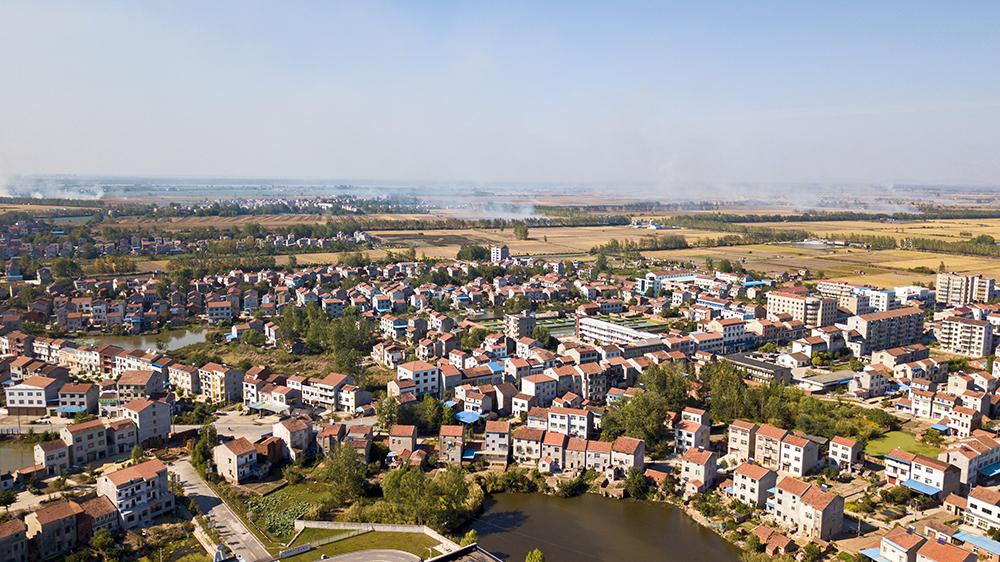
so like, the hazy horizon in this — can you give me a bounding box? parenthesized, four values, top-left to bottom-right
(2, 2, 998, 188)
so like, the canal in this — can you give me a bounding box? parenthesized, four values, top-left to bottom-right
(73, 327, 210, 352)
(468, 493, 742, 562)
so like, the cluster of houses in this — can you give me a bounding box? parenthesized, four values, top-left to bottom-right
(2, 453, 174, 561)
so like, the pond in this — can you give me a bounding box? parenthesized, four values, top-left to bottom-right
(73, 327, 210, 352)
(0, 441, 36, 474)
(468, 493, 742, 562)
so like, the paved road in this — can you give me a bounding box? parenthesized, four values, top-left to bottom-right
(176, 410, 380, 444)
(327, 550, 420, 562)
(171, 458, 272, 562)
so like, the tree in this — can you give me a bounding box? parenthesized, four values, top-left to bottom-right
(532, 326, 557, 351)
(758, 342, 778, 354)
(801, 542, 821, 562)
(624, 466, 649, 499)
(375, 396, 400, 433)
(745, 532, 762, 552)
(594, 253, 608, 272)
(0, 489, 15, 511)
(322, 444, 368, 506)
(130, 445, 146, 465)
(525, 549, 545, 562)
(73, 410, 96, 424)
(639, 363, 689, 411)
(460, 529, 478, 547)
(288, 254, 298, 270)
(921, 428, 944, 447)
(600, 391, 668, 448)
(240, 329, 265, 346)
(848, 357, 865, 372)
(513, 223, 529, 240)
(416, 394, 442, 433)
(51, 258, 82, 279)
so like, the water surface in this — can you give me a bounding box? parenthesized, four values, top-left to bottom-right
(469, 493, 742, 562)
(73, 327, 210, 352)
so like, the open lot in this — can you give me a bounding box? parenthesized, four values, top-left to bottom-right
(283, 531, 440, 562)
(863, 430, 942, 458)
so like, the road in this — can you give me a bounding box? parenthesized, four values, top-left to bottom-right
(171, 458, 272, 562)
(176, 410, 380, 444)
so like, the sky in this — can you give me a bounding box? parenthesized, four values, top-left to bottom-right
(0, 1, 998, 189)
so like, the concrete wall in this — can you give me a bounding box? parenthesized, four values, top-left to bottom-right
(292, 520, 458, 549)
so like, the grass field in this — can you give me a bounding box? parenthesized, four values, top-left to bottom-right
(283, 531, 440, 562)
(863, 431, 942, 458)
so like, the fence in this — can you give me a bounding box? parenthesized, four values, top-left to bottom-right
(292, 520, 458, 550)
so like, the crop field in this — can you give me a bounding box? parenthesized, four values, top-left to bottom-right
(745, 218, 1000, 243)
(107, 214, 335, 231)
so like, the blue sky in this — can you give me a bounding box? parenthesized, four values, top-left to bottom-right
(0, 1, 997, 187)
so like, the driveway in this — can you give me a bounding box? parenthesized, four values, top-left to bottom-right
(171, 459, 272, 562)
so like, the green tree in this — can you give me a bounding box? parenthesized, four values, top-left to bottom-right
(130, 445, 146, 465)
(322, 444, 368, 506)
(513, 223, 529, 240)
(624, 466, 649, 499)
(240, 329, 265, 346)
(525, 549, 545, 562)
(639, 363, 689, 411)
(758, 342, 778, 354)
(601, 391, 668, 448)
(921, 428, 944, 447)
(375, 396, 400, 433)
(848, 357, 865, 372)
(594, 253, 608, 272)
(416, 394, 442, 433)
(460, 529, 478, 547)
(288, 254, 298, 270)
(745, 532, 762, 552)
(532, 326, 557, 351)
(73, 411, 97, 424)
(0, 489, 15, 511)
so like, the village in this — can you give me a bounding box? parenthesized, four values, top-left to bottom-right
(0, 222, 999, 562)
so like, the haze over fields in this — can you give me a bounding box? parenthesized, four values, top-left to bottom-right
(1, 2, 998, 191)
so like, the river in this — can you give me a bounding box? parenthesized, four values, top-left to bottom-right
(72, 327, 209, 352)
(468, 493, 742, 562)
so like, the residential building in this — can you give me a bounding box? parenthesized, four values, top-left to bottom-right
(439, 425, 465, 465)
(846, 307, 923, 355)
(681, 448, 717, 497)
(768, 476, 844, 540)
(779, 434, 820, 477)
(939, 317, 994, 357)
(273, 416, 313, 460)
(829, 436, 864, 473)
(213, 437, 258, 484)
(389, 425, 418, 453)
(96, 458, 174, 530)
(766, 292, 837, 328)
(121, 398, 170, 446)
(484, 420, 510, 464)
(732, 461, 777, 508)
(754, 425, 789, 472)
(0, 519, 27, 562)
(728, 420, 759, 463)
(198, 363, 243, 403)
(25, 501, 82, 561)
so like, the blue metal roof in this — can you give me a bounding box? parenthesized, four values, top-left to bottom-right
(859, 547, 892, 562)
(954, 531, 1000, 555)
(455, 411, 482, 424)
(54, 406, 86, 413)
(462, 449, 476, 460)
(980, 462, 1000, 478)
(930, 423, 949, 431)
(901, 478, 941, 497)
(443, 400, 458, 408)
(767, 487, 777, 494)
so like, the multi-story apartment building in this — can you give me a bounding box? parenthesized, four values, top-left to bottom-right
(681, 448, 717, 497)
(198, 363, 242, 403)
(779, 434, 820, 477)
(936, 273, 997, 306)
(167, 363, 200, 395)
(846, 307, 924, 355)
(766, 292, 837, 328)
(547, 407, 591, 439)
(116, 369, 163, 404)
(938, 317, 994, 357)
(484, 420, 510, 464)
(96, 458, 174, 531)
